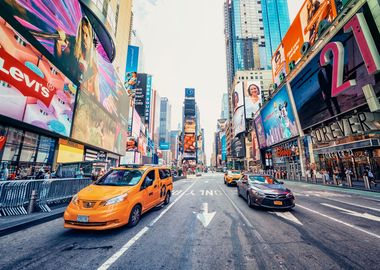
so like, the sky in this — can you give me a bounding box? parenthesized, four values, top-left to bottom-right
(133, 0, 304, 164)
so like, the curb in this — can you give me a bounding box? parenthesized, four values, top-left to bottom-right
(173, 176, 187, 182)
(0, 208, 65, 237)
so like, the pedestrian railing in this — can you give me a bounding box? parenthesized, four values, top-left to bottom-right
(0, 178, 91, 216)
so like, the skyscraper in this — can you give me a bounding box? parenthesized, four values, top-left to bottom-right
(261, 0, 290, 68)
(221, 93, 229, 119)
(159, 97, 171, 146)
(224, 0, 267, 89)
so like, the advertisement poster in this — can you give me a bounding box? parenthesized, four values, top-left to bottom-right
(272, 0, 338, 79)
(261, 86, 298, 146)
(290, 4, 380, 129)
(244, 80, 262, 118)
(184, 134, 196, 153)
(184, 119, 196, 133)
(0, 17, 77, 137)
(135, 74, 148, 119)
(124, 45, 139, 96)
(232, 82, 244, 112)
(254, 116, 267, 149)
(251, 129, 261, 162)
(185, 88, 195, 98)
(221, 134, 227, 161)
(232, 136, 246, 158)
(233, 106, 246, 137)
(132, 108, 141, 138)
(271, 44, 287, 86)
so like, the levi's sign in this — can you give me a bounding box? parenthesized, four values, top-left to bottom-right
(0, 47, 56, 106)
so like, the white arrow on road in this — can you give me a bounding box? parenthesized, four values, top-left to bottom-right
(270, 211, 303, 226)
(321, 203, 380, 222)
(194, 203, 216, 227)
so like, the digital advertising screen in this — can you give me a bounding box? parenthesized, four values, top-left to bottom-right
(0, 16, 77, 137)
(231, 136, 246, 158)
(260, 86, 299, 146)
(290, 3, 380, 129)
(251, 129, 261, 162)
(184, 134, 196, 153)
(272, 0, 338, 80)
(232, 82, 244, 112)
(184, 119, 196, 133)
(135, 74, 148, 120)
(244, 80, 262, 119)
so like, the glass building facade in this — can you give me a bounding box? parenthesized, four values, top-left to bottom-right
(261, 0, 290, 68)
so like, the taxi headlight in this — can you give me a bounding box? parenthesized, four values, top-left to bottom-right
(103, 193, 128, 206)
(71, 194, 79, 205)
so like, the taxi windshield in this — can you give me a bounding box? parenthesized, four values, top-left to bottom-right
(96, 169, 143, 186)
(229, 171, 240, 175)
(248, 175, 276, 184)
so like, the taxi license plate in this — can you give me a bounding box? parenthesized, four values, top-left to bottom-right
(274, 201, 283, 206)
(77, 215, 89, 223)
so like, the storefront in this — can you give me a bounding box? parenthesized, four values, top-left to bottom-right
(0, 124, 56, 179)
(272, 139, 301, 176)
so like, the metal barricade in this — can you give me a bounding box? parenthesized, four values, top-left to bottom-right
(0, 178, 92, 216)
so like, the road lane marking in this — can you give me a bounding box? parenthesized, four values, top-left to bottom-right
(324, 198, 380, 213)
(270, 211, 303, 226)
(97, 227, 149, 270)
(220, 186, 287, 270)
(97, 181, 197, 270)
(321, 203, 380, 222)
(194, 203, 216, 227)
(297, 204, 380, 240)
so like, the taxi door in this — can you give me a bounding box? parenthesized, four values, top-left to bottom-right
(141, 169, 161, 211)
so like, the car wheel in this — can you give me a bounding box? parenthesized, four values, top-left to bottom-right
(128, 205, 141, 227)
(164, 191, 171, 205)
(237, 187, 242, 197)
(247, 193, 253, 207)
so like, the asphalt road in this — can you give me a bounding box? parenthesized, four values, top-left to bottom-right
(1, 173, 380, 270)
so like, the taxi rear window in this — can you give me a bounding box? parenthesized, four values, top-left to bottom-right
(96, 169, 143, 186)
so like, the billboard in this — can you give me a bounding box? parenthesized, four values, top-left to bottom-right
(232, 82, 244, 112)
(232, 136, 246, 158)
(124, 46, 139, 96)
(184, 119, 196, 133)
(159, 142, 170, 150)
(71, 91, 126, 153)
(145, 75, 152, 124)
(233, 106, 246, 137)
(132, 108, 141, 138)
(0, 17, 77, 137)
(135, 74, 148, 119)
(261, 86, 298, 146)
(254, 116, 266, 149)
(251, 129, 261, 162)
(184, 134, 196, 153)
(290, 4, 380, 129)
(244, 81, 262, 118)
(221, 134, 227, 161)
(272, 0, 338, 82)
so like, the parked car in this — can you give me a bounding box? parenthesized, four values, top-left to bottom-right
(224, 170, 242, 186)
(64, 164, 173, 230)
(237, 174, 295, 209)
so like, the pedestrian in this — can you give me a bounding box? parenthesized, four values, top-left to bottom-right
(35, 167, 45, 179)
(0, 162, 9, 180)
(76, 167, 85, 179)
(364, 167, 376, 187)
(44, 170, 51, 179)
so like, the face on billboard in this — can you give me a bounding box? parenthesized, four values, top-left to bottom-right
(3, 1, 130, 138)
(233, 106, 246, 137)
(290, 5, 380, 129)
(244, 81, 262, 118)
(184, 134, 196, 153)
(261, 86, 298, 146)
(0, 17, 77, 137)
(233, 82, 244, 112)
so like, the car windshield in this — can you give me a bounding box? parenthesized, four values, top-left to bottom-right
(229, 171, 240, 175)
(95, 169, 143, 186)
(248, 175, 277, 184)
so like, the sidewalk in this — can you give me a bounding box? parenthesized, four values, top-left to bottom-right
(0, 206, 66, 237)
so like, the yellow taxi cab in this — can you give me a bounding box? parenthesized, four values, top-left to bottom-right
(224, 170, 242, 186)
(64, 164, 173, 230)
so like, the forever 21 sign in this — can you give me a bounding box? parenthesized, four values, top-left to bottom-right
(310, 111, 380, 144)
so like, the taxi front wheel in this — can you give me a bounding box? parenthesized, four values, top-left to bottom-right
(128, 205, 141, 227)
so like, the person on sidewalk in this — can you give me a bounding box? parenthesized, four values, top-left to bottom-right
(364, 167, 376, 187)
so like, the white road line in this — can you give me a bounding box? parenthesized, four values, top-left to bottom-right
(325, 198, 380, 213)
(97, 181, 197, 270)
(270, 211, 303, 226)
(219, 186, 287, 270)
(297, 204, 380, 240)
(321, 203, 380, 222)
